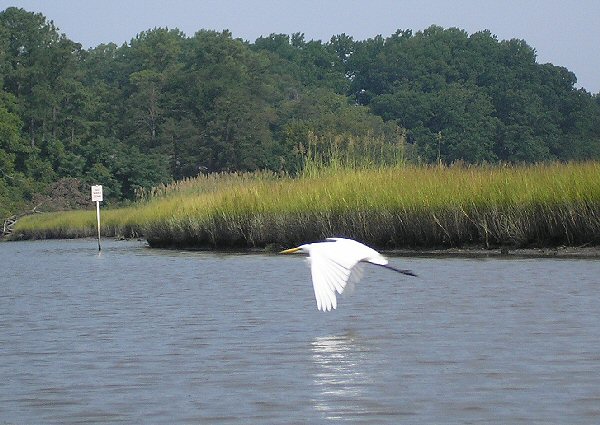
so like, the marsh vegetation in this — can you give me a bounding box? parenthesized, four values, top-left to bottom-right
(12, 161, 600, 250)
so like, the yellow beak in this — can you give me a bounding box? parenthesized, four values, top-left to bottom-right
(280, 247, 301, 254)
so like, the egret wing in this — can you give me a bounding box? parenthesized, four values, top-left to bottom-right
(306, 238, 393, 311)
(310, 256, 335, 311)
(344, 262, 365, 296)
(325, 238, 387, 266)
(308, 242, 360, 311)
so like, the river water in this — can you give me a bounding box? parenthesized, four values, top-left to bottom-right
(1, 239, 599, 424)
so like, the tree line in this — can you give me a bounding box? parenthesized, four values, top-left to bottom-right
(1, 7, 599, 217)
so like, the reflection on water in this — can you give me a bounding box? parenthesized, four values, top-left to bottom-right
(311, 332, 371, 419)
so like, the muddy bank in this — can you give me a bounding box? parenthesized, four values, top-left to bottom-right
(5, 234, 600, 259)
(387, 245, 600, 259)
(146, 238, 600, 259)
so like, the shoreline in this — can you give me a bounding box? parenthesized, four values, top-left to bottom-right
(150, 239, 600, 258)
(4, 236, 600, 258)
(386, 245, 600, 259)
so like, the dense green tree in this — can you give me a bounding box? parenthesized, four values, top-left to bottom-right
(348, 26, 600, 164)
(1, 7, 600, 218)
(0, 7, 84, 147)
(0, 92, 24, 177)
(0, 76, 35, 216)
(372, 83, 499, 163)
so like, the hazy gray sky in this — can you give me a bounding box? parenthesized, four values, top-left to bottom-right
(4, 0, 599, 93)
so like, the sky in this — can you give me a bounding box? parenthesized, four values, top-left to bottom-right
(3, 0, 600, 94)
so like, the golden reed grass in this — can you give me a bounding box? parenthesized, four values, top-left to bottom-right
(12, 162, 600, 250)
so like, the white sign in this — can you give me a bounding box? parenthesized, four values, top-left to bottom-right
(91, 185, 103, 202)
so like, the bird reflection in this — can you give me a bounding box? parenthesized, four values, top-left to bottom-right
(310, 332, 373, 419)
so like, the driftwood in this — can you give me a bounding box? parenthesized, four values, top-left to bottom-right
(1, 202, 44, 238)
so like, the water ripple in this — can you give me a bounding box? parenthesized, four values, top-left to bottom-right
(1, 239, 600, 423)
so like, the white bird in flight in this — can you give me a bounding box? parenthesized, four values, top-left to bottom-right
(280, 237, 417, 311)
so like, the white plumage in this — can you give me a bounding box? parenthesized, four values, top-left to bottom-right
(280, 237, 416, 311)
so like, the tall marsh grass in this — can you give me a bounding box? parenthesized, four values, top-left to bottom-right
(12, 162, 600, 249)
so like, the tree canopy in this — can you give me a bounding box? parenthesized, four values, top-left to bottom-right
(1, 7, 599, 216)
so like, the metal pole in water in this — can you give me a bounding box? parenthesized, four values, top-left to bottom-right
(91, 185, 103, 252)
(96, 199, 101, 251)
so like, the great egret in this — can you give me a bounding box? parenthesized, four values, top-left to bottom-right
(280, 237, 417, 311)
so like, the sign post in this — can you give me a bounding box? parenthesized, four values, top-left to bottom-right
(91, 185, 103, 251)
